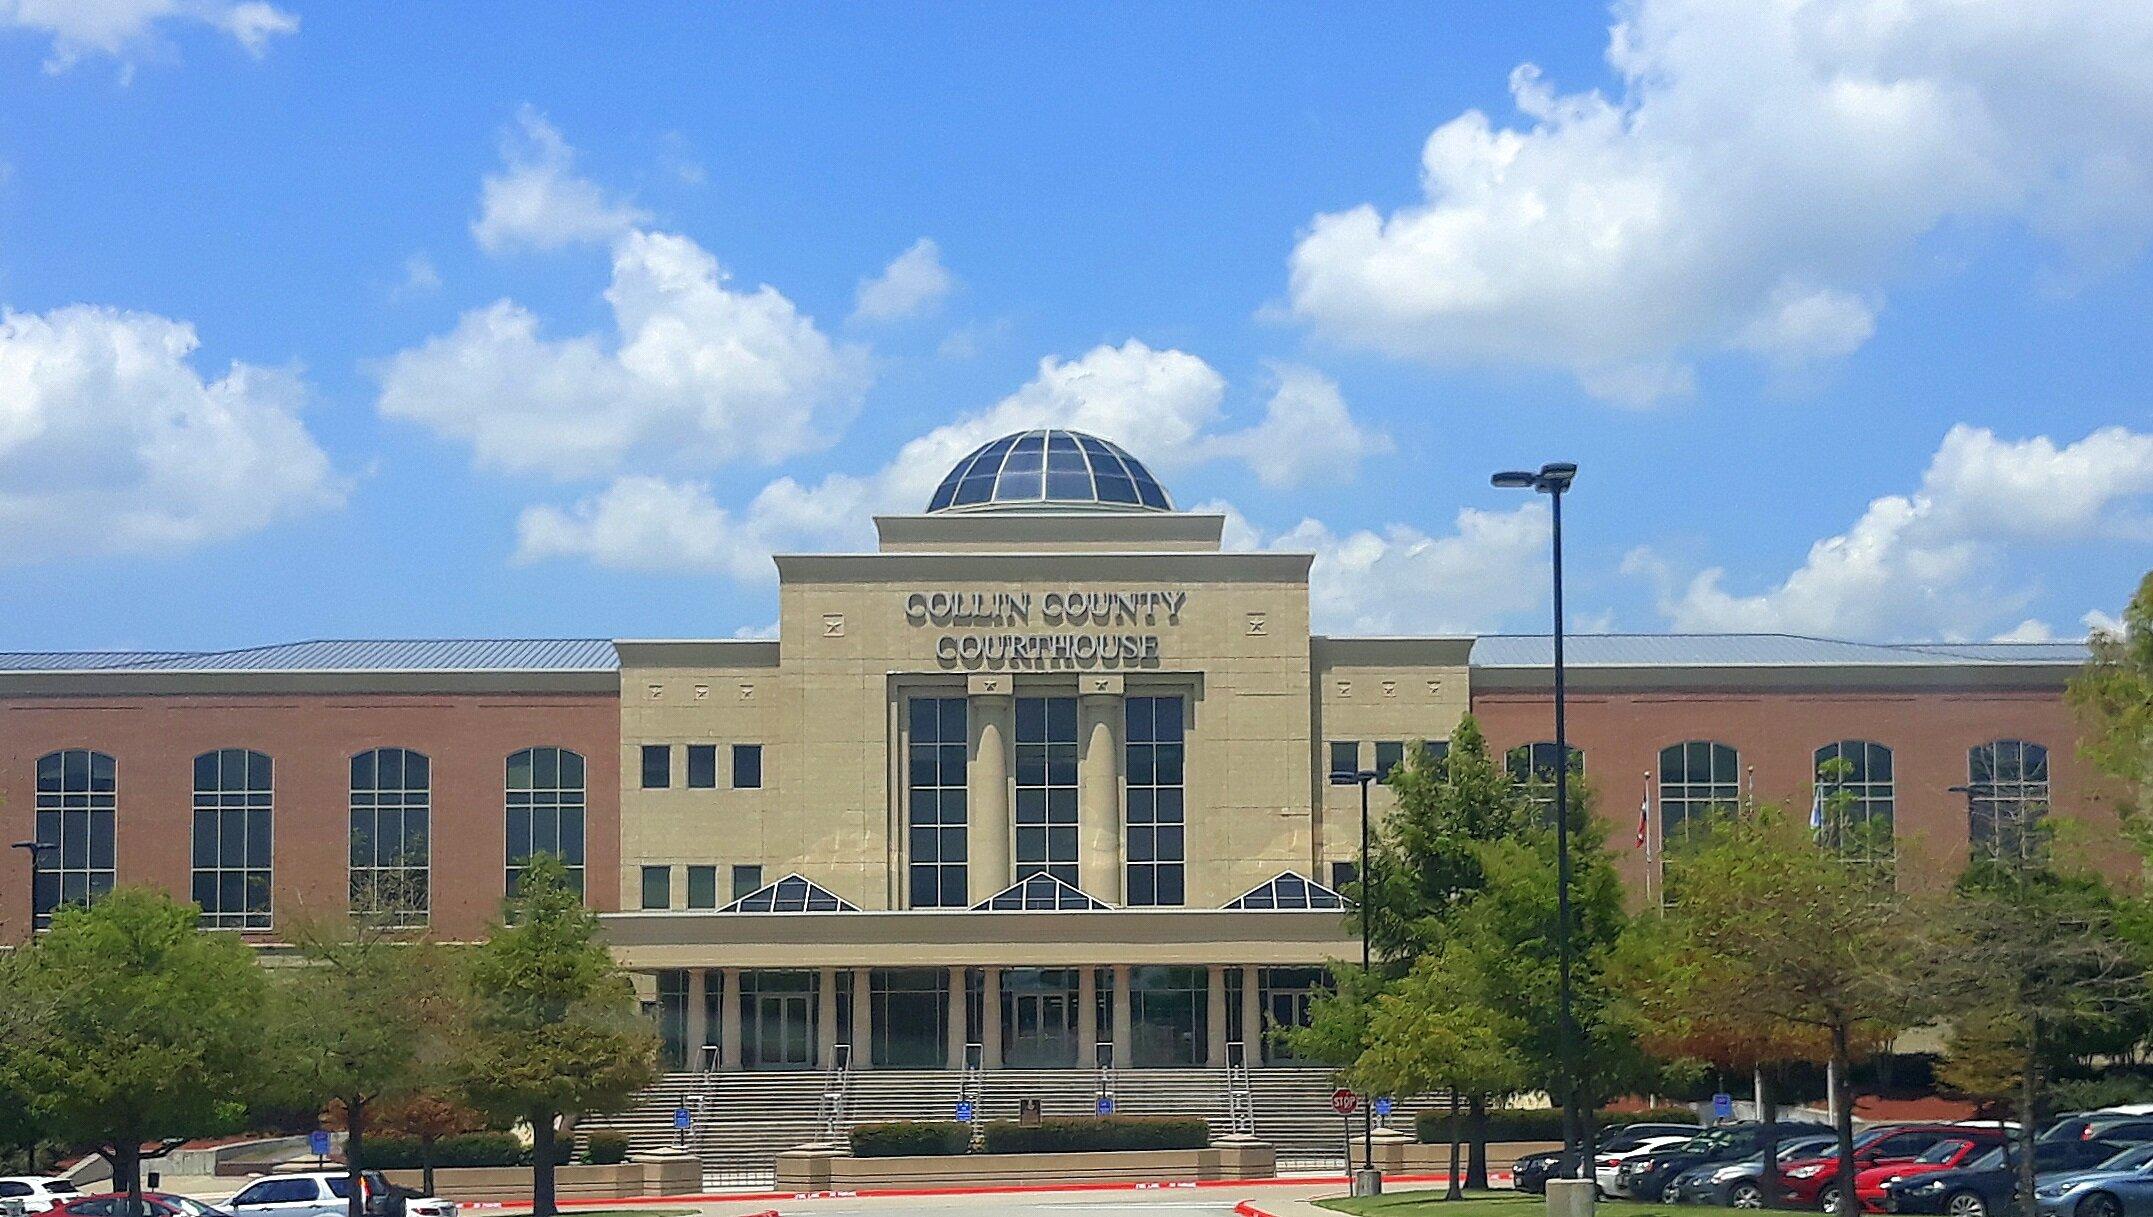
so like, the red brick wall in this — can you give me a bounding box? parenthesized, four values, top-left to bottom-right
(0, 692, 619, 943)
(1471, 685, 2123, 894)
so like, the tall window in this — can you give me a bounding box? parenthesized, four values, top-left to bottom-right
(350, 748, 430, 925)
(907, 696, 969, 908)
(1374, 741, 1406, 783)
(1015, 696, 1079, 887)
(1658, 740, 1740, 844)
(1814, 740, 1894, 863)
(32, 749, 116, 930)
(1969, 740, 2049, 861)
(1506, 742, 1585, 812)
(1126, 695, 1187, 906)
(507, 746, 586, 897)
(1327, 740, 1359, 777)
(192, 749, 272, 930)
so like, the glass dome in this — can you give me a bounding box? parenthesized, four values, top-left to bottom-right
(926, 429, 1173, 513)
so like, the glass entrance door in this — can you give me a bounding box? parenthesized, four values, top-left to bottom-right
(753, 993, 812, 1067)
(1001, 968, 1079, 1067)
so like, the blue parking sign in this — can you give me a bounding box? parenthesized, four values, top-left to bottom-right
(1712, 1092, 1734, 1119)
(309, 1130, 330, 1157)
(1096, 1096, 1115, 1116)
(1375, 1097, 1394, 1117)
(956, 1100, 976, 1123)
(673, 1107, 692, 1131)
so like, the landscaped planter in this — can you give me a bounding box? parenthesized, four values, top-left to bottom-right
(776, 1140, 1276, 1190)
(1371, 1137, 1564, 1174)
(381, 1154, 700, 1201)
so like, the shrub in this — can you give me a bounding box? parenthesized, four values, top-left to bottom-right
(1418, 1104, 1700, 1144)
(582, 1130, 630, 1165)
(850, 1121, 972, 1158)
(359, 1131, 525, 1169)
(980, 1116, 1209, 1154)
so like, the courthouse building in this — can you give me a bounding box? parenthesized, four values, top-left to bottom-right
(0, 428, 2105, 1080)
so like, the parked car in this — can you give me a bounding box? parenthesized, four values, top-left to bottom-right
(1783, 1125, 2014, 1211)
(1670, 1134, 1839, 1207)
(1882, 1139, 2128, 1217)
(1859, 1137, 2010, 1211)
(225, 1175, 450, 1217)
(1620, 1121, 1838, 1205)
(1597, 1135, 1701, 1197)
(2033, 1143, 2153, 1217)
(50, 1193, 227, 1217)
(0, 1180, 81, 1214)
(2046, 1117, 2153, 1144)
(1512, 1123, 1705, 1194)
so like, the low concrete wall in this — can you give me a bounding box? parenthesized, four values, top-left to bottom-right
(381, 1154, 700, 1202)
(1372, 1137, 1563, 1174)
(776, 1140, 1276, 1190)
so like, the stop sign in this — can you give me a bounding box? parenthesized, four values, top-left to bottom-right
(1331, 1088, 1360, 1115)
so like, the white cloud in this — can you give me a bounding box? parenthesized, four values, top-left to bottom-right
(2, 0, 295, 72)
(0, 304, 342, 558)
(852, 238, 955, 323)
(1206, 499, 1550, 634)
(1205, 364, 1392, 488)
(472, 108, 652, 256)
(1632, 424, 2153, 639)
(515, 341, 1390, 577)
(1287, 0, 2153, 402)
(391, 253, 441, 300)
(376, 229, 868, 479)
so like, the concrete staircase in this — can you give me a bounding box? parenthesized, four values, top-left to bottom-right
(585, 1068, 1446, 1170)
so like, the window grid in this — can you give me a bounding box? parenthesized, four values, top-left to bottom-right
(507, 746, 587, 898)
(1814, 739, 1895, 863)
(192, 748, 273, 930)
(1506, 742, 1584, 812)
(349, 747, 430, 926)
(1126, 695, 1186, 907)
(906, 697, 969, 908)
(1969, 740, 2050, 862)
(1015, 697, 1080, 888)
(32, 749, 117, 930)
(1658, 740, 1740, 844)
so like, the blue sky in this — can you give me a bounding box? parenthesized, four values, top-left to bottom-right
(1, 1, 2148, 649)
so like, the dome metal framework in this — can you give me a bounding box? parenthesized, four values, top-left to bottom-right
(926, 428, 1173, 513)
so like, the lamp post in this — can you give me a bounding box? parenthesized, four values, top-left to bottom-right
(1329, 765, 1381, 1196)
(11, 839, 54, 943)
(1492, 461, 1588, 1179)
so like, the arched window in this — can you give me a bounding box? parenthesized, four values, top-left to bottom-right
(507, 747, 586, 898)
(1505, 742, 1585, 812)
(350, 748, 430, 925)
(1658, 741, 1740, 843)
(32, 749, 116, 929)
(1969, 740, 2049, 861)
(192, 749, 272, 930)
(1813, 740, 1893, 863)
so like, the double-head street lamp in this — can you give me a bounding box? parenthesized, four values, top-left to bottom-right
(11, 838, 55, 943)
(1329, 765, 1382, 1193)
(1491, 461, 1589, 1177)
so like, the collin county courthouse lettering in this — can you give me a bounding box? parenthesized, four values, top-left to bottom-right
(0, 428, 2117, 1145)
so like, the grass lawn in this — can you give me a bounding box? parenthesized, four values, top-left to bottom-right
(1316, 1190, 1756, 1217)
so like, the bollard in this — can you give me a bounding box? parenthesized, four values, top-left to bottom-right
(1549, 1176, 1597, 1217)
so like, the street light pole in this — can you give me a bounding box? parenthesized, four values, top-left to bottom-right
(1492, 461, 1588, 1178)
(1329, 765, 1382, 1195)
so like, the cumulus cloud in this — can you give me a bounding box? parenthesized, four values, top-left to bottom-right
(1205, 364, 1393, 489)
(1287, 0, 2153, 402)
(852, 238, 955, 323)
(1629, 424, 2153, 639)
(376, 229, 868, 479)
(0, 305, 343, 558)
(1206, 499, 1551, 635)
(472, 108, 652, 255)
(2, 0, 295, 72)
(514, 341, 1389, 577)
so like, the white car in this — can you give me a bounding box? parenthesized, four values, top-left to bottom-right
(1596, 1135, 1701, 1197)
(0, 1179, 81, 1214)
(225, 1174, 450, 1217)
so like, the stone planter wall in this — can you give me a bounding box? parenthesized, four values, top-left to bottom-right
(776, 1140, 1276, 1190)
(1367, 1135, 1564, 1174)
(381, 1153, 700, 1202)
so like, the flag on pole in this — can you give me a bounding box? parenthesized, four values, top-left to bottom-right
(1810, 783, 1826, 833)
(1636, 779, 1653, 859)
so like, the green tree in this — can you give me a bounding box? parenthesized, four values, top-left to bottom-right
(2070, 570, 2153, 828)
(1651, 809, 1929, 1216)
(0, 887, 269, 1207)
(265, 908, 463, 1217)
(457, 856, 657, 1217)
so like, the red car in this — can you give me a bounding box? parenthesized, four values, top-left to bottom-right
(53, 1194, 231, 1217)
(1779, 1125, 2010, 1211)
(1854, 1137, 1997, 1211)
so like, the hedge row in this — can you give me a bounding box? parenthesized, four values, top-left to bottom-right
(582, 1131, 630, 1165)
(1415, 1105, 1700, 1145)
(850, 1121, 972, 1158)
(980, 1116, 1209, 1154)
(359, 1132, 526, 1169)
